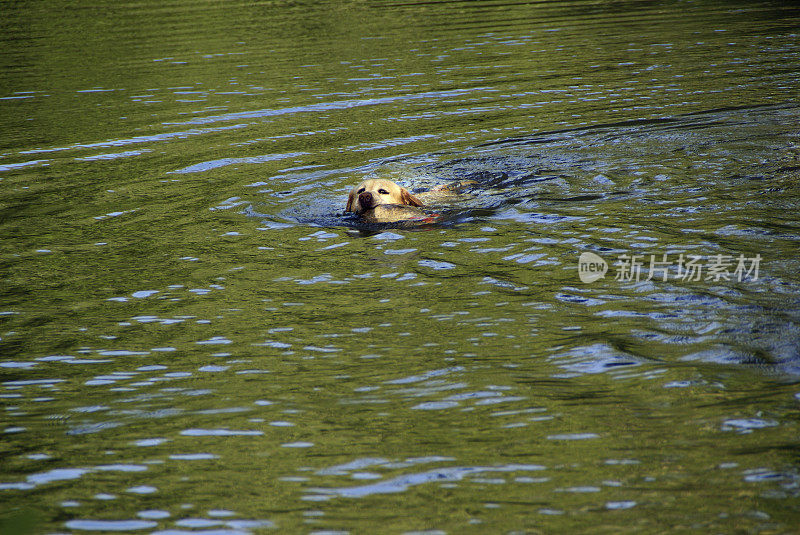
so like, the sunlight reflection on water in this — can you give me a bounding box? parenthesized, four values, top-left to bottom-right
(2, 0, 800, 533)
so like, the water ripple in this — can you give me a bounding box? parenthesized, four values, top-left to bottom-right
(308, 464, 545, 498)
(167, 88, 489, 126)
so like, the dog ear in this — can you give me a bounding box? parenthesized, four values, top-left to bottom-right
(400, 188, 424, 207)
(345, 190, 356, 212)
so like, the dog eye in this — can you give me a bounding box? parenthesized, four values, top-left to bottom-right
(378, 189, 389, 195)
(357, 188, 365, 194)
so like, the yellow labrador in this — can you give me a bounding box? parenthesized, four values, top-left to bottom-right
(345, 178, 472, 224)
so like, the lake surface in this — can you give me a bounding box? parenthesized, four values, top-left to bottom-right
(2, 0, 800, 533)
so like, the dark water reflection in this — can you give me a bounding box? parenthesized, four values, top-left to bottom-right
(2, 0, 800, 533)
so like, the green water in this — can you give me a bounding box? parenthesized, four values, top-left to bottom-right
(2, 0, 800, 533)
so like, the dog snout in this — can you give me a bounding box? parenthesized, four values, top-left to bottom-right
(358, 191, 375, 209)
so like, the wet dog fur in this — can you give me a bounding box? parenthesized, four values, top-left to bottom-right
(345, 178, 471, 223)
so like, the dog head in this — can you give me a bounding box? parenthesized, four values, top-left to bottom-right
(345, 179, 424, 214)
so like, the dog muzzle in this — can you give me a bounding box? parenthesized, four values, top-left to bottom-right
(358, 191, 375, 210)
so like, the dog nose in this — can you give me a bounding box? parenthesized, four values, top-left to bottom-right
(358, 191, 375, 209)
